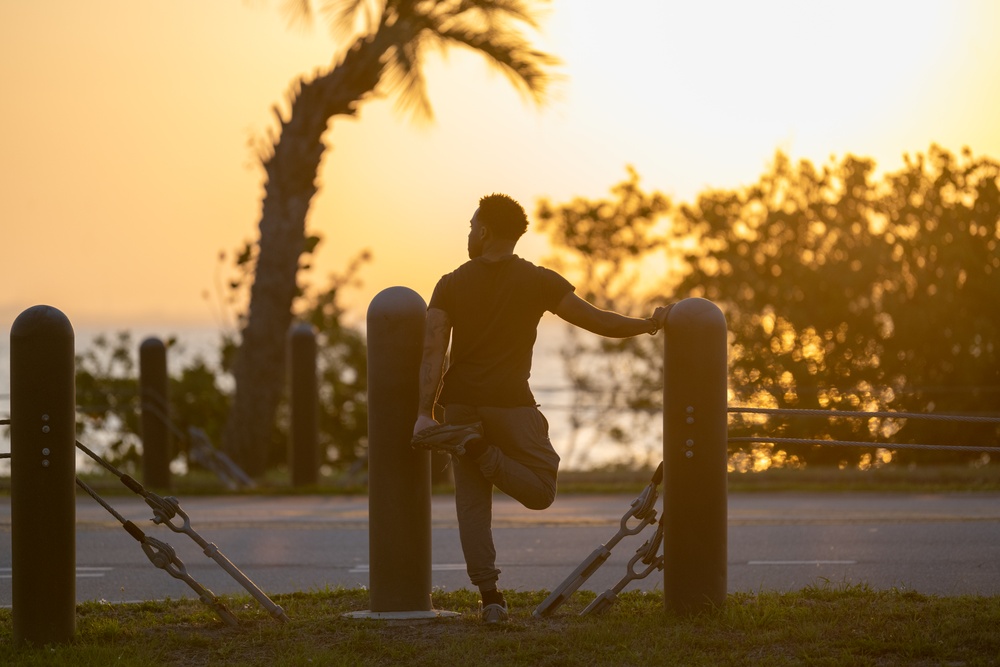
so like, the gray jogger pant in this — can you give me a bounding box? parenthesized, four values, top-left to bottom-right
(444, 404, 560, 590)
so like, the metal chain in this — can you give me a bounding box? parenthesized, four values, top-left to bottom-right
(74, 440, 183, 523)
(533, 465, 663, 618)
(149, 497, 289, 622)
(580, 520, 665, 616)
(73, 438, 288, 623)
(74, 476, 239, 627)
(138, 535, 239, 627)
(633, 461, 663, 520)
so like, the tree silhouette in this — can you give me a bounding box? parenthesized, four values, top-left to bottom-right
(223, 0, 558, 475)
(540, 147, 1000, 468)
(674, 146, 1000, 465)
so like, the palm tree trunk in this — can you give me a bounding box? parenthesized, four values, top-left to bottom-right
(221, 28, 402, 476)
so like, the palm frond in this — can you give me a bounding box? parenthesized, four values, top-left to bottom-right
(280, 0, 317, 29)
(385, 0, 550, 32)
(433, 24, 558, 104)
(291, 0, 557, 121)
(445, 0, 549, 31)
(383, 38, 434, 122)
(322, 0, 385, 45)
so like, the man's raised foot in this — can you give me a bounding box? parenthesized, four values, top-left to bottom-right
(411, 421, 484, 456)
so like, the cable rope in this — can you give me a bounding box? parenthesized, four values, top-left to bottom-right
(729, 406, 1000, 424)
(73, 474, 240, 626)
(81, 395, 256, 490)
(75, 476, 131, 526)
(139, 389, 189, 441)
(729, 436, 1000, 453)
(75, 439, 152, 500)
(73, 437, 287, 622)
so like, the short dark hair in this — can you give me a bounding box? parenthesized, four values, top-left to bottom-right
(478, 193, 529, 240)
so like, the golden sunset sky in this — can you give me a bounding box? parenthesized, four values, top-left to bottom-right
(2, 0, 999, 330)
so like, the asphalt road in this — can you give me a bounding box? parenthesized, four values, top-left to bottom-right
(1, 491, 999, 608)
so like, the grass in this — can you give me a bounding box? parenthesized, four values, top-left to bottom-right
(2, 466, 998, 664)
(725, 463, 1000, 493)
(2, 585, 999, 666)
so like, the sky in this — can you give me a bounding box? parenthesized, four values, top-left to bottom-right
(2, 0, 1000, 332)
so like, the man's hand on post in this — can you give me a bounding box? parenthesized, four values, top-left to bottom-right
(413, 414, 439, 438)
(650, 303, 675, 333)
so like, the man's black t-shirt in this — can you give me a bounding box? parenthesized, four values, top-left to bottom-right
(429, 255, 574, 407)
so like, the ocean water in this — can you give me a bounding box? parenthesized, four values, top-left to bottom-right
(1, 315, 660, 473)
(0, 322, 230, 476)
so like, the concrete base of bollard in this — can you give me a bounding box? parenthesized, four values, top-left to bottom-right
(344, 609, 461, 621)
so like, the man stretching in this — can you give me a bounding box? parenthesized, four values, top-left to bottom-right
(411, 193, 672, 623)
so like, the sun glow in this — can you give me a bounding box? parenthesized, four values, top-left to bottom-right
(1, 1, 998, 326)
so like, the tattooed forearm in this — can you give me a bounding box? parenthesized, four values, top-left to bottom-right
(417, 308, 451, 417)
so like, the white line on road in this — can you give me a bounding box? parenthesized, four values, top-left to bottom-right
(348, 564, 467, 574)
(0, 566, 114, 579)
(747, 560, 857, 565)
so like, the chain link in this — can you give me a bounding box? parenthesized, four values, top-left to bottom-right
(74, 476, 239, 626)
(580, 520, 666, 616)
(73, 438, 287, 623)
(534, 464, 664, 618)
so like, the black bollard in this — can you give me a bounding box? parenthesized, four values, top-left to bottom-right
(139, 337, 171, 488)
(662, 298, 728, 614)
(363, 287, 433, 615)
(11, 305, 76, 646)
(288, 323, 319, 487)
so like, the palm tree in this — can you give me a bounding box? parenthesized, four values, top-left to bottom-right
(222, 0, 558, 475)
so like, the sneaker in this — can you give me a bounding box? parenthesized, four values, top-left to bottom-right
(480, 601, 509, 624)
(411, 422, 484, 456)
